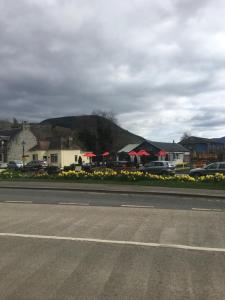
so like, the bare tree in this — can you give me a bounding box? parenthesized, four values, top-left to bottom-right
(11, 118, 20, 128)
(92, 110, 119, 125)
(180, 131, 192, 141)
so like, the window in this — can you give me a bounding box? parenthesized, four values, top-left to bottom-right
(75, 155, 78, 162)
(43, 156, 47, 161)
(155, 162, 163, 166)
(173, 153, 179, 160)
(50, 154, 58, 163)
(205, 163, 217, 170)
(219, 163, 225, 170)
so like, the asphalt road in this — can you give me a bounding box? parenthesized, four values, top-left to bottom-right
(0, 189, 225, 299)
(1, 188, 225, 211)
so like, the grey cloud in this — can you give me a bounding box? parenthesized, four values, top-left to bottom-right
(0, 0, 225, 140)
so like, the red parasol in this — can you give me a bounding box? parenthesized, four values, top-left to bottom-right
(102, 151, 110, 157)
(128, 151, 137, 156)
(136, 150, 150, 156)
(157, 150, 168, 157)
(83, 152, 96, 157)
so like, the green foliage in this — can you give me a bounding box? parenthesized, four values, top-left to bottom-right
(78, 129, 97, 152)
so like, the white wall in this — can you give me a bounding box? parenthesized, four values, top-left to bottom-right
(7, 126, 37, 163)
(167, 153, 186, 165)
(28, 149, 90, 168)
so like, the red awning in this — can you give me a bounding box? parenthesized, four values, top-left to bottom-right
(136, 150, 150, 156)
(102, 151, 110, 156)
(128, 151, 137, 156)
(83, 152, 96, 157)
(157, 150, 168, 157)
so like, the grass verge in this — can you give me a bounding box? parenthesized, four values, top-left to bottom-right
(0, 178, 225, 190)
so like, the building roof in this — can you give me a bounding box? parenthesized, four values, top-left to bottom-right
(118, 141, 189, 153)
(148, 140, 189, 152)
(118, 143, 141, 153)
(0, 128, 21, 139)
(29, 140, 50, 151)
(29, 137, 81, 151)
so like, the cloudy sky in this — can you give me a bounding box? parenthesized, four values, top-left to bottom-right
(1, 0, 225, 141)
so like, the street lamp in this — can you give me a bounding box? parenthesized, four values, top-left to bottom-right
(21, 140, 26, 165)
(0, 140, 4, 162)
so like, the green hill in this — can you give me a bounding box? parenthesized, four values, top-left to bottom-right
(40, 115, 144, 153)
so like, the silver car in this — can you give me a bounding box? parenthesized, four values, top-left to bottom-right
(140, 161, 175, 175)
(8, 160, 23, 170)
(189, 162, 225, 177)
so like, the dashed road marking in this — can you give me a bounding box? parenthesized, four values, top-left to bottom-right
(4, 200, 32, 204)
(192, 208, 212, 211)
(59, 202, 89, 206)
(1, 232, 225, 253)
(121, 204, 155, 208)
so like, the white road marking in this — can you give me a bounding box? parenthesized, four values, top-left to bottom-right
(0, 232, 225, 253)
(121, 204, 155, 208)
(59, 202, 89, 206)
(4, 200, 32, 204)
(192, 208, 212, 211)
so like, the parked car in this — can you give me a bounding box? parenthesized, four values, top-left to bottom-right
(8, 160, 23, 170)
(106, 161, 133, 170)
(140, 161, 175, 175)
(22, 160, 47, 172)
(189, 162, 225, 177)
(0, 162, 8, 169)
(46, 166, 61, 175)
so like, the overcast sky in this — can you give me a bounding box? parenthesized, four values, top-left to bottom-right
(1, 0, 225, 141)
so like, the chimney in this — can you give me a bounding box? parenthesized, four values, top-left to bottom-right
(68, 136, 73, 148)
(22, 121, 30, 131)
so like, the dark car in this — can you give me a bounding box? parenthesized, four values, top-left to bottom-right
(22, 160, 47, 172)
(189, 162, 225, 177)
(106, 161, 133, 170)
(46, 166, 61, 175)
(140, 161, 175, 175)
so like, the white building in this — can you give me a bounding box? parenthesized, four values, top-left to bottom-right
(28, 139, 90, 168)
(118, 140, 190, 165)
(0, 123, 37, 163)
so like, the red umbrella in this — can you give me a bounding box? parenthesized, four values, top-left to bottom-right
(83, 152, 96, 157)
(157, 150, 168, 157)
(136, 150, 150, 156)
(102, 151, 110, 157)
(128, 151, 137, 156)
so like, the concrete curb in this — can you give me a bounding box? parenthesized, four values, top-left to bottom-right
(0, 185, 225, 200)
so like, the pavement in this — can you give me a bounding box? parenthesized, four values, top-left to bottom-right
(1, 180, 225, 199)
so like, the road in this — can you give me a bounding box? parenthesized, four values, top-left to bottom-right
(0, 188, 225, 299)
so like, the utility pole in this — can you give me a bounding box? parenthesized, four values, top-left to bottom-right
(21, 140, 26, 166)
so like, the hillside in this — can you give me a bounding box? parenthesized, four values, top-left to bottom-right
(40, 115, 144, 152)
(213, 136, 225, 145)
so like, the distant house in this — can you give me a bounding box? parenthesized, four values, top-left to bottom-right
(0, 123, 37, 163)
(180, 136, 225, 165)
(28, 137, 90, 168)
(118, 140, 190, 165)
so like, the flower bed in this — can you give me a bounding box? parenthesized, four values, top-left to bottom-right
(1, 169, 225, 184)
